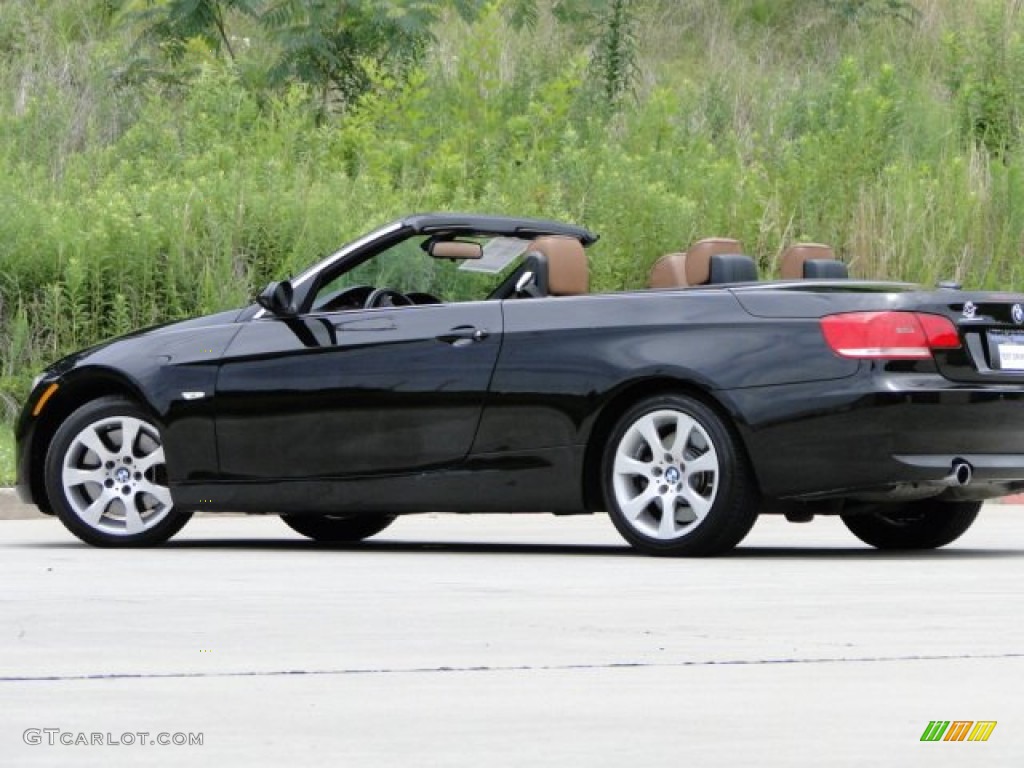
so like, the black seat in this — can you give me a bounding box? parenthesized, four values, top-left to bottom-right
(709, 253, 758, 284)
(802, 259, 849, 279)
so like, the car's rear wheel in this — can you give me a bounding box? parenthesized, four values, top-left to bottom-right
(602, 394, 758, 556)
(841, 500, 981, 550)
(281, 513, 396, 542)
(45, 397, 192, 547)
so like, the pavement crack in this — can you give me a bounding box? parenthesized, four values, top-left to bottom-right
(2, 651, 1023, 683)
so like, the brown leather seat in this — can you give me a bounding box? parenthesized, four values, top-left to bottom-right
(648, 237, 742, 288)
(528, 236, 588, 296)
(647, 252, 688, 289)
(780, 243, 848, 279)
(684, 238, 757, 285)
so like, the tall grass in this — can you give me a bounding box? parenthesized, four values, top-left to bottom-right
(3, 0, 1024, 416)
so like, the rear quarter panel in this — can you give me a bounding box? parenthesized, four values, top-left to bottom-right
(473, 290, 859, 456)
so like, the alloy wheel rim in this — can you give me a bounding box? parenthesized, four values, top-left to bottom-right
(61, 415, 172, 536)
(612, 409, 719, 540)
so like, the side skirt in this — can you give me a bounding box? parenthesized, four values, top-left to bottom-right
(172, 447, 584, 515)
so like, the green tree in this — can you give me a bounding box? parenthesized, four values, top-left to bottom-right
(260, 0, 441, 112)
(133, 0, 259, 61)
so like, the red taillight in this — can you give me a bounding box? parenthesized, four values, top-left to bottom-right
(916, 313, 961, 349)
(820, 312, 961, 359)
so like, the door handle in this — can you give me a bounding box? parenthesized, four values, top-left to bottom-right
(437, 326, 489, 346)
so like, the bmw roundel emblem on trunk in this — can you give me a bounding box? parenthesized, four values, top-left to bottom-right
(962, 301, 977, 320)
(1013, 303, 1024, 325)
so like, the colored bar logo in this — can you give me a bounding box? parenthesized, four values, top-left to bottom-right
(920, 721, 997, 742)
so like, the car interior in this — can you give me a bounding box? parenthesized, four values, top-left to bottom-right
(313, 231, 848, 314)
(647, 237, 849, 289)
(487, 236, 589, 300)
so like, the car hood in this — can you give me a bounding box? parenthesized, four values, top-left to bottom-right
(43, 307, 249, 377)
(125, 307, 250, 339)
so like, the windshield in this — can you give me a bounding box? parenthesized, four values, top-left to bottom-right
(312, 235, 534, 308)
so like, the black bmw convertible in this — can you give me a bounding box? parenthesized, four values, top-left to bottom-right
(14, 213, 1024, 555)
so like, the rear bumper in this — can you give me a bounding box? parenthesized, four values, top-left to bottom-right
(727, 369, 1024, 501)
(894, 453, 1024, 479)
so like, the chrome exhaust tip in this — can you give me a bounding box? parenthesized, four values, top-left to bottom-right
(944, 460, 973, 487)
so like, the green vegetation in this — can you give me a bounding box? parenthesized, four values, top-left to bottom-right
(4, 0, 1024, 483)
(0, 427, 12, 485)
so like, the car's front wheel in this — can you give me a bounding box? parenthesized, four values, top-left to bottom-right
(841, 499, 981, 550)
(602, 394, 758, 556)
(45, 397, 192, 547)
(281, 514, 396, 542)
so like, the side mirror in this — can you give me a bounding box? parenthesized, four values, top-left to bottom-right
(257, 280, 296, 316)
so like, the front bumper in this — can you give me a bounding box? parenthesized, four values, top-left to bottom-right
(14, 406, 38, 505)
(13, 376, 56, 509)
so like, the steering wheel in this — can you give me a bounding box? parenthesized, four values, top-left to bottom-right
(364, 287, 414, 309)
(315, 284, 374, 312)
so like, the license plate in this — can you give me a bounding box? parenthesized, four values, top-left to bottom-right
(999, 343, 1024, 370)
(987, 330, 1024, 371)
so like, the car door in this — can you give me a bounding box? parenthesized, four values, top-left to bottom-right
(213, 301, 502, 481)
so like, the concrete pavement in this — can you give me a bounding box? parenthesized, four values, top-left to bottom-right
(1, 507, 1022, 766)
(0, 487, 41, 520)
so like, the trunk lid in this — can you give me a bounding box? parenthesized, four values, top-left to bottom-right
(928, 293, 1024, 383)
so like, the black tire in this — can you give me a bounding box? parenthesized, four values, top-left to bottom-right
(841, 500, 981, 550)
(44, 397, 192, 547)
(281, 513, 396, 542)
(602, 393, 758, 556)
